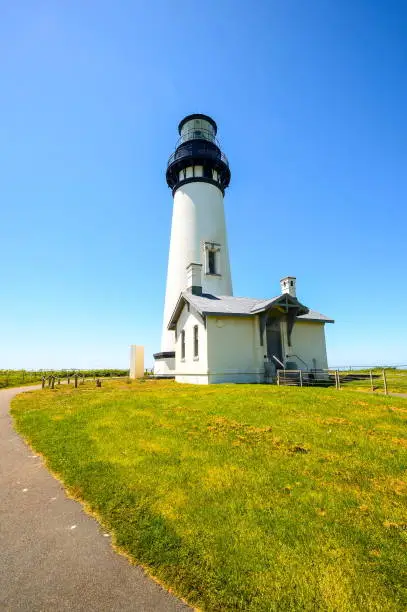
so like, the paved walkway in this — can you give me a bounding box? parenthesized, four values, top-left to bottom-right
(0, 386, 189, 611)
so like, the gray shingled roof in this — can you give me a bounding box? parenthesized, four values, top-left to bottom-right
(168, 292, 334, 329)
(182, 292, 275, 315)
(298, 309, 334, 323)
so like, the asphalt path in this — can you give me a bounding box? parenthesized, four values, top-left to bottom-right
(0, 385, 189, 611)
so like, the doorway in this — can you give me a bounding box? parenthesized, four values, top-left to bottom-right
(266, 318, 283, 365)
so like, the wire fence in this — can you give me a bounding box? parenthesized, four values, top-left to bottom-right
(330, 364, 407, 371)
(2, 367, 407, 395)
(277, 367, 407, 395)
(0, 369, 130, 389)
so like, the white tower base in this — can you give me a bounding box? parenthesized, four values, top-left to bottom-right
(160, 180, 232, 353)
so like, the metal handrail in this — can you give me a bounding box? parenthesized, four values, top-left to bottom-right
(288, 354, 309, 370)
(271, 355, 285, 368)
(167, 146, 229, 167)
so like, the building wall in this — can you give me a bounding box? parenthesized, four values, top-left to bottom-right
(174, 310, 329, 384)
(286, 321, 328, 370)
(206, 316, 264, 384)
(153, 356, 175, 377)
(175, 304, 209, 384)
(160, 181, 233, 354)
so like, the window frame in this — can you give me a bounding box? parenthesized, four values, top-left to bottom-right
(208, 249, 216, 274)
(193, 325, 199, 359)
(204, 242, 221, 276)
(180, 330, 185, 361)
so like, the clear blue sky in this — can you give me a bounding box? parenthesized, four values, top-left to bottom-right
(1, 0, 406, 369)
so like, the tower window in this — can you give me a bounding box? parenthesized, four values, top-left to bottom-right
(203, 166, 212, 179)
(180, 330, 185, 360)
(204, 242, 221, 276)
(193, 325, 199, 358)
(208, 250, 216, 274)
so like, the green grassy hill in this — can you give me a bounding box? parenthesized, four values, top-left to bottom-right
(12, 380, 407, 611)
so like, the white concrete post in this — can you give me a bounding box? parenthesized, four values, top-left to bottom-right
(383, 369, 388, 395)
(130, 345, 144, 379)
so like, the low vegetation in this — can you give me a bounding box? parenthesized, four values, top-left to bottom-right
(12, 380, 407, 611)
(0, 369, 129, 389)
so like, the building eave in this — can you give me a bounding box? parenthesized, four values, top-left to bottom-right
(250, 294, 309, 316)
(167, 294, 189, 330)
(297, 316, 335, 324)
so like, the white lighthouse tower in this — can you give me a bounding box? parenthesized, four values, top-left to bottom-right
(154, 114, 233, 375)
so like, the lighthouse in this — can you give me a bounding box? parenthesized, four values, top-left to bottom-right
(154, 114, 233, 376)
(150, 114, 334, 383)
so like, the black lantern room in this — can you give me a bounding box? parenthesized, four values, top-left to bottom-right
(166, 114, 231, 195)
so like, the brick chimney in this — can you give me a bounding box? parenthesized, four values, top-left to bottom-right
(186, 263, 202, 296)
(280, 276, 296, 298)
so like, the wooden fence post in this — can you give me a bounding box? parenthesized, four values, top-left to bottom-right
(336, 370, 341, 390)
(277, 370, 280, 386)
(299, 370, 303, 387)
(74, 374, 78, 388)
(383, 369, 388, 395)
(51, 376, 55, 389)
(42, 377, 45, 389)
(370, 370, 374, 392)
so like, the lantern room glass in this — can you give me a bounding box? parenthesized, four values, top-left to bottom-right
(179, 118, 216, 144)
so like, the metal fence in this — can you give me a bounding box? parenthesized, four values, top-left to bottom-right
(0, 369, 130, 389)
(277, 368, 407, 395)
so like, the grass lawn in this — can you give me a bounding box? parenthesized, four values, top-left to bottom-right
(12, 380, 407, 611)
